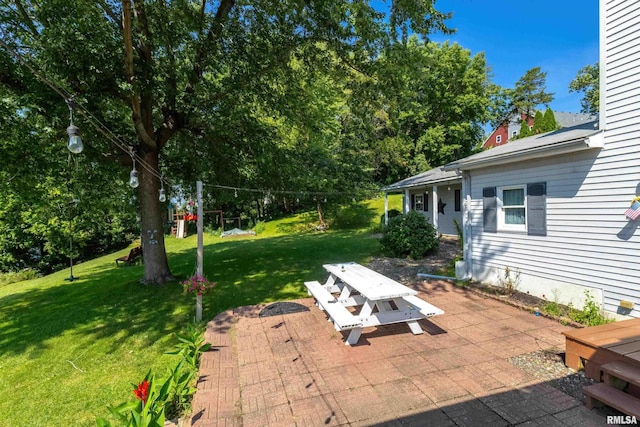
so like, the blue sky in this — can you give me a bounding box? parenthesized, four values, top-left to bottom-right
(428, 0, 599, 113)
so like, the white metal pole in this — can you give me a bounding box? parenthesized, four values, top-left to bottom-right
(196, 180, 203, 322)
(384, 192, 389, 225)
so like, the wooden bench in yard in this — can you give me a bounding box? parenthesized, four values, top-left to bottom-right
(305, 281, 363, 331)
(115, 247, 143, 267)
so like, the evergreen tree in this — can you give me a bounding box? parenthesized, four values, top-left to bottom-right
(543, 108, 558, 132)
(532, 111, 544, 134)
(519, 119, 532, 139)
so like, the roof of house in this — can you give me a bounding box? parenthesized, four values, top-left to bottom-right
(446, 120, 602, 171)
(383, 166, 460, 192)
(506, 111, 596, 137)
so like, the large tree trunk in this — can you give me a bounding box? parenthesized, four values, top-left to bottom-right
(138, 149, 173, 284)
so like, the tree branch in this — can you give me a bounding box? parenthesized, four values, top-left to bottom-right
(12, 0, 39, 36)
(95, 0, 122, 31)
(122, 0, 156, 149)
(184, 0, 235, 97)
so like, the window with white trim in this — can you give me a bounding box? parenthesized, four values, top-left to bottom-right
(496, 135, 502, 144)
(498, 186, 526, 231)
(414, 194, 424, 211)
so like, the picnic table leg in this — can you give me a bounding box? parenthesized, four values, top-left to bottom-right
(345, 328, 363, 346)
(394, 298, 424, 335)
(338, 285, 353, 300)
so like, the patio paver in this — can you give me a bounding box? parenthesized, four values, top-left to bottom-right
(190, 280, 607, 426)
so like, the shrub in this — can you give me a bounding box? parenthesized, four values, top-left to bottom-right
(379, 209, 402, 225)
(253, 221, 266, 234)
(0, 268, 38, 286)
(380, 211, 439, 259)
(330, 203, 376, 230)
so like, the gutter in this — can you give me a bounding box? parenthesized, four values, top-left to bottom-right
(444, 132, 603, 171)
(382, 177, 462, 192)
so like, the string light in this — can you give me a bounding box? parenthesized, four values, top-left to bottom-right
(0, 37, 171, 192)
(66, 99, 83, 154)
(128, 151, 139, 188)
(159, 179, 166, 202)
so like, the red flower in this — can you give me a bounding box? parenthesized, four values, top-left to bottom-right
(133, 380, 150, 403)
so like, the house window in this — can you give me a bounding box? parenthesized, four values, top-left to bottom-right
(483, 183, 546, 236)
(512, 130, 517, 137)
(498, 186, 526, 231)
(454, 189, 461, 212)
(414, 194, 424, 211)
(496, 135, 502, 144)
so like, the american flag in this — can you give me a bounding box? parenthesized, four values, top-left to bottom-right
(625, 201, 640, 220)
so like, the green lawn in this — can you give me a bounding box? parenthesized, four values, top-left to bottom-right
(0, 196, 400, 426)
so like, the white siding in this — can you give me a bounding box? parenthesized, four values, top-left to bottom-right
(468, 147, 640, 315)
(466, 0, 640, 316)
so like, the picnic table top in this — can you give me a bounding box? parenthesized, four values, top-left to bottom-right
(323, 262, 417, 301)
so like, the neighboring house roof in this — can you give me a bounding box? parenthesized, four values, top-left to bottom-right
(383, 166, 460, 192)
(446, 120, 602, 171)
(505, 111, 595, 138)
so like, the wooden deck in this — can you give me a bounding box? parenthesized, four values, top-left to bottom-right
(564, 318, 640, 381)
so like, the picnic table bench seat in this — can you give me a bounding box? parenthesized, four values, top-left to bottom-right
(305, 281, 363, 331)
(402, 295, 445, 317)
(115, 247, 143, 267)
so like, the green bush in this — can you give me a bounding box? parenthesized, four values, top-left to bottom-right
(253, 221, 266, 234)
(380, 211, 439, 259)
(0, 269, 38, 286)
(379, 209, 402, 225)
(330, 203, 376, 230)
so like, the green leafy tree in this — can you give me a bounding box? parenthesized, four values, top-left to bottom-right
(375, 38, 491, 175)
(569, 62, 600, 115)
(0, 0, 452, 283)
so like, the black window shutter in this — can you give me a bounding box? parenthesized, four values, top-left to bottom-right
(527, 182, 547, 236)
(455, 189, 461, 212)
(411, 194, 416, 211)
(425, 192, 429, 212)
(483, 187, 497, 233)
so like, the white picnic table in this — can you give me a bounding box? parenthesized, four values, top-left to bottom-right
(305, 262, 444, 345)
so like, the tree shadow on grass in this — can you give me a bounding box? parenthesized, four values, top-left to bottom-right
(0, 230, 380, 357)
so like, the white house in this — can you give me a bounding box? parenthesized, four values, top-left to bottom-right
(386, 0, 640, 317)
(383, 167, 463, 237)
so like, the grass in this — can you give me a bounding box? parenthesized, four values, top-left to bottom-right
(0, 195, 400, 427)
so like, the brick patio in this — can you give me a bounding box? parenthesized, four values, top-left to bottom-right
(190, 280, 607, 426)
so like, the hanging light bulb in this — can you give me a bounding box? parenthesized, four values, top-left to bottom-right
(66, 99, 83, 153)
(67, 125, 83, 153)
(129, 157, 139, 188)
(158, 177, 166, 202)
